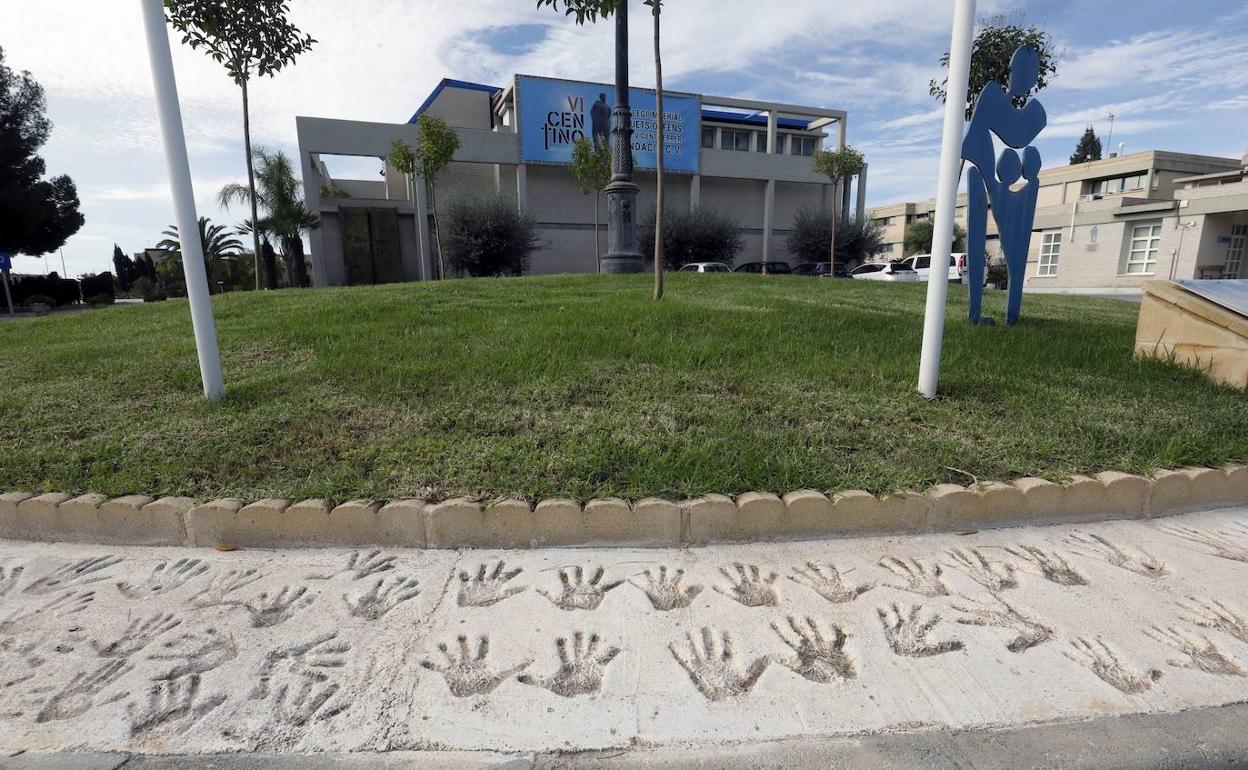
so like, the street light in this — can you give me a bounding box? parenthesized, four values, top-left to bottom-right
(601, 0, 643, 274)
(139, 0, 225, 400)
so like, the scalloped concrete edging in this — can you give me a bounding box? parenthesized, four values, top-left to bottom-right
(1, 466, 1245, 550)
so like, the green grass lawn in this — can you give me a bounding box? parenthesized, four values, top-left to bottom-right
(1, 274, 1244, 504)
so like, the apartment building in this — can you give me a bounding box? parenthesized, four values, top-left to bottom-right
(870, 150, 1248, 290)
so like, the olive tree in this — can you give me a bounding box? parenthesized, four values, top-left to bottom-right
(930, 15, 1059, 120)
(388, 114, 461, 280)
(164, 0, 315, 290)
(812, 144, 865, 273)
(570, 137, 612, 272)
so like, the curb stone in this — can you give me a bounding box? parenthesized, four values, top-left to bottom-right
(2, 465, 1245, 550)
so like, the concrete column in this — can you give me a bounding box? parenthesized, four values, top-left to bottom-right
(302, 151, 328, 287)
(841, 176, 852, 223)
(690, 174, 701, 209)
(767, 108, 779, 154)
(762, 179, 776, 260)
(837, 115, 847, 151)
(856, 163, 868, 221)
(516, 163, 528, 214)
(414, 178, 432, 282)
(494, 164, 502, 195)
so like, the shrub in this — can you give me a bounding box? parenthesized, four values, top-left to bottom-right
(442, 193, 540, 277)
(988, 262, 1009, 288)
(641, 206, 743, 269)
(24, 293, 55, 308)
(786, 206, 884, 269)
(85, 293, 114, 307)
(132, 276, 167, 302)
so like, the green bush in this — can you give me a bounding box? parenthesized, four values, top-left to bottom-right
(85, 293, 114, 307)
(641, 206, 743, 269)
(133, 276, 167, 302)
(443, 194, 540, 277)
(786, 206, 884, 268)
(988, 262, 1009, 288)
(24, 293, 55, 308)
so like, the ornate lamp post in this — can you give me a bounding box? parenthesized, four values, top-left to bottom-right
(601, 0, 644, 273)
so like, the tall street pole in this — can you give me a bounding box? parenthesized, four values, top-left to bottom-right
(917, 0, 976, 399)
(140, 0, 225, 400)
(601, 0, 643, 274)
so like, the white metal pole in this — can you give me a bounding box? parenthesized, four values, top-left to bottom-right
(140, 0, 225, 400)
(917, 0, 976, 399)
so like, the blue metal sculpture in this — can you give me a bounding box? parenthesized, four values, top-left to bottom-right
(962, 46, 1047, 325)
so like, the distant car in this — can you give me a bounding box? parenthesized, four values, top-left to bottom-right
(792, 262, 849, 278)
(851, 261, 918, 282)
(734, 261, 793, 275)
(956, 253, 990, 286)
(677, 262, 732, 273)
(895, 253, 965, 282)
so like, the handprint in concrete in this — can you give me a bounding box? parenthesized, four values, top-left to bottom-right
(1065, 637, 1162, 695)
(879, 556, 950, 597)
(630, 566, 703, 611)
(713, 563, 780, 608)
(188, 568, 264, 609)
(788, 561, 873, 603)
(1004, 546, 1087, 586)
(308, 550, 396, 581)
(1178, 596, 1248, 644)
(150, 627, 239, 680)
(1065, 533, 1169, 579)
(519, 631, 620, 698)
(271, 677, 349, 726)
(457, 561, 526, 608)
(421, 635, 531, 697)
(252, 632, 352, 700)
(343, 575, 420, 620)
(771, 616, 855, 683)
(878, 603, 965, 657)
(0, 563, 24, 598)
(35, 659, 132, 722)
(243, 586, 315, 628)
(24, 556, 123, 595)
(117, 558, 209, 599)
(91, 612, 182, 658)
(944, 548, 1018, 592)
(0, 590, 94, 634)
(669, 627, 769, 701)
(538, 566, 622, 611)
(127, 674, 226, 736)
(1147, 626, 1246, 677)
(1159, 524, 1248, 564)
(952, 598, 1054, 653)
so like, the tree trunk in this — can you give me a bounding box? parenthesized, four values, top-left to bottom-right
(241, 79, 264, 291)
(430, 183, 445, 280)
(594, 190, 602, 273)
(261, 238, 279, 290)
(652, 6, 665, 301)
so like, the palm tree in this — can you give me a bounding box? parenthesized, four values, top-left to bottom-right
(219, 147, 319, 289)
(158, 217, 245, 293)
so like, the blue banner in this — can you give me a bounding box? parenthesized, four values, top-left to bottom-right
(515, 75, 701, 173)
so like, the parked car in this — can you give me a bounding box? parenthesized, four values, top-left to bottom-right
(956, 252, 990, 286)
(895, 253, 964, 282)
(734, 261, 793, 274)
(677, 262, 732, 273)
(792, 261, 849, 278)
(851, 261, 918, 282)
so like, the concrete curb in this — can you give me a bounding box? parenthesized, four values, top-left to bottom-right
(1, 465, 1245, 550)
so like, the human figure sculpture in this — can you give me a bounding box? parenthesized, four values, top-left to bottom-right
(591, 93, 612, 147)
(961, 46, 1047, 325)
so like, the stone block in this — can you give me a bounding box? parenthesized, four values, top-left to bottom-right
(1223, 465, 1248, 506)
(56, 493, 109, 541)
(323, 500, 384, 547)
(1095, 471, 1151, 518)
(95, 495, 181, 545)
(278, 499, 333, 545)
(185, 498, 246, 548)
(925, 484, 979, 531)
(425, 498, 545, 549)
(876, 491, 930, 534)
(1057, 475, 1111, 523)
(779, 490, 835, 539)
(376, 499, 427, 548)
(1013, 477, 1064, 519)
(825, 490, 883, 534)
(685, 494, 738, 545)
(1149, 469, 1196, 515)
(0, 492, 34, 539)
(140, 497, 196, 546)
(13, 492, 73, 541)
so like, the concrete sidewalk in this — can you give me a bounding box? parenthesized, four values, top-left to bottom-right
(2, 507, 1248, 762)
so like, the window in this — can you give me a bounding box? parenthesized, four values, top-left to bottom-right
(914, 256, 931, 269)
(789, 136, 815, 156)
(720, 129, 751, 152)
(1226, 224, 1247, 278)
(1038, 231, 1061, 276)
(701, 127, 715, 149)
(1090, 173, 1148, 196)
(1125, 223, 1162, 274)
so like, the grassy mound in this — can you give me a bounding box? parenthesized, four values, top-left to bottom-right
(1, 274, 1244, 502)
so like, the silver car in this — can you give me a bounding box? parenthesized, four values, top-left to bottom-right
(677, 262, 732, 273)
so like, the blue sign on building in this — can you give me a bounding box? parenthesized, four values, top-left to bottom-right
(515, 75, 701, 173)
(0, 253, 11, 271)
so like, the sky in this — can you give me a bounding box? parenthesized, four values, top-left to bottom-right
(2, 0, 1247, 277)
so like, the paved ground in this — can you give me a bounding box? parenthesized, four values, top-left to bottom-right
(3, 507, 1248, 764)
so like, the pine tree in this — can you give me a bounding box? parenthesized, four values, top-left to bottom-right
(1070, 126, 1103, 164)
(112, 244, 137, 290)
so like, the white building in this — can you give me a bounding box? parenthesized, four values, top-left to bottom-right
(296, 76, 864, 286)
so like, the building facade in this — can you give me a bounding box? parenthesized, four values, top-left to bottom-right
(296, 77, 865, 287)
(870, 150, 1248, 290)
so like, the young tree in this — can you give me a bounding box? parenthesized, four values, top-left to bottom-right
(158, 217, 245, 293)
(219, 147, 318, 287)
(644, 0, 666, 300)
(388, 115, 461, 280)
(930, 15, 1059, 120)
(570, 137, 613, 272)
(812, 145, 865, 273)
(904, 219, 967, 257)
(0, 47, 84, 259)
(164, 0, 315, 290)
(1070, 126, 1103, 164)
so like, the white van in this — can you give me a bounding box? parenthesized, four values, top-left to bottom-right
(895, 253, 964, 282)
